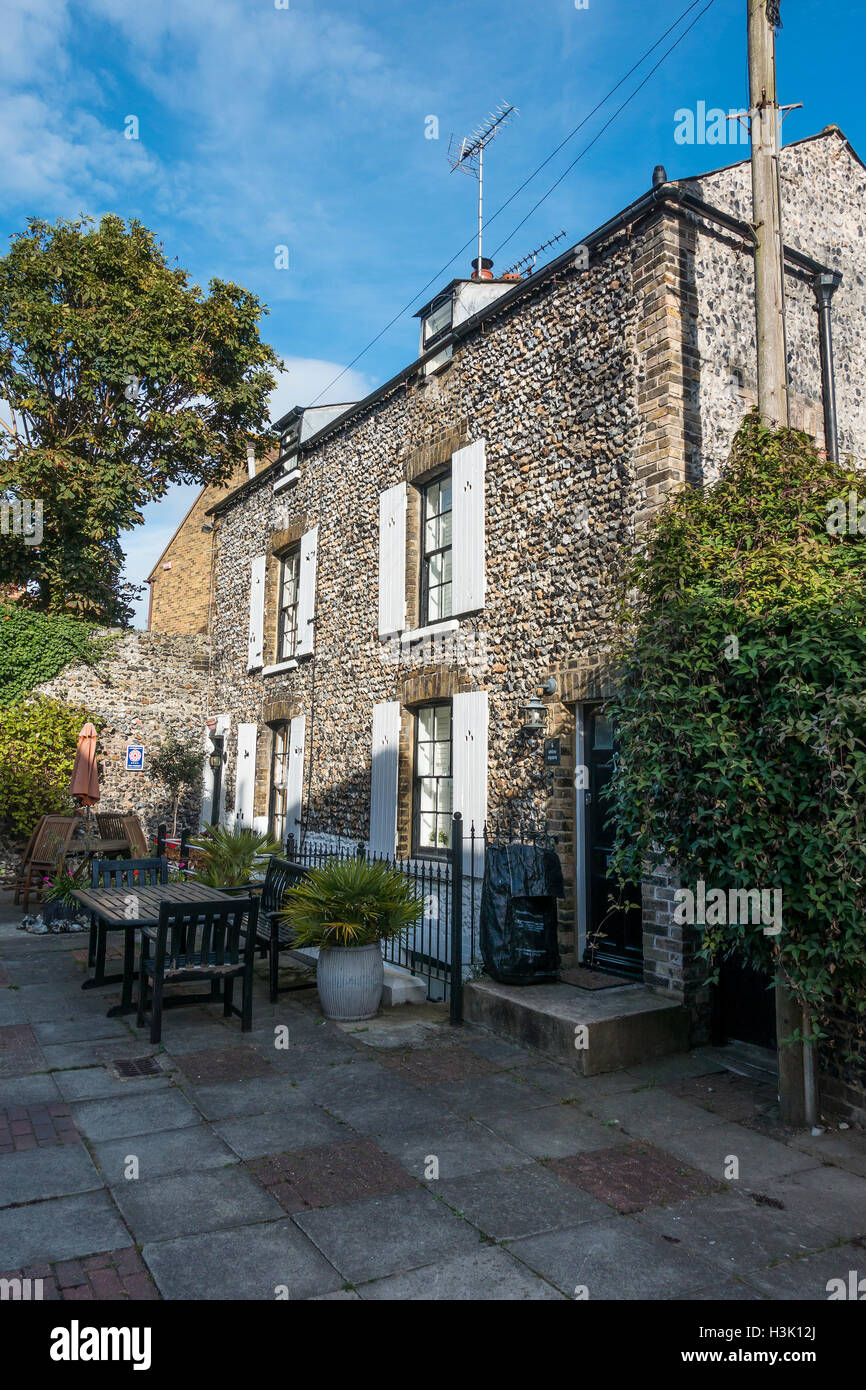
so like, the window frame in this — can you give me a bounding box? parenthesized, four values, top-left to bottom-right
(411, 700, 453, 860)
(422, 292, 453, 349)
(419, 467, 453, 627)
(276, 545, 301, 662)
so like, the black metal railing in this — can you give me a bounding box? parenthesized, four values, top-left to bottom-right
(285, 813, 485, 1020)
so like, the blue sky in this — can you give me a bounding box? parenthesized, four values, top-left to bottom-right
(3, 0, 863, 625)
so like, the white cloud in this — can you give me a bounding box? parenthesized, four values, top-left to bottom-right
(267, 356, 372, 422)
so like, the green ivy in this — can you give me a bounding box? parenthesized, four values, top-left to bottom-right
(0, 696, 96, 836)
(0, 605, 112, 707)
(606, 412, 866, 1030)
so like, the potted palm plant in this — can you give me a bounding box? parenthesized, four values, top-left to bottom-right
(278, 856, 424, 1021)
(188, 825, 282, 890)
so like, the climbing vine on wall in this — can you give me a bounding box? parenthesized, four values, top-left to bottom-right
(0, 605, 112, 707)
(605, 412, 866, 1032)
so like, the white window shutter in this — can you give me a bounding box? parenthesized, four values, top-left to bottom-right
(235, 723, 257, 829)
(451, 691, 488, 875)
(378, 483, 406, 636)
(369, 701, 400, 857)
(452, 439, 486, 615)
(285, 715, 306, 845)
(297, 527, 318, 657)
(246, 555, 266, 670)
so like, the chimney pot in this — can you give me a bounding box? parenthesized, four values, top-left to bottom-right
(652, 164, 668, 188)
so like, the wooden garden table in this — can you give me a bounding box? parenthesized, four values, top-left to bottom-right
(72, 882, 234, 1017)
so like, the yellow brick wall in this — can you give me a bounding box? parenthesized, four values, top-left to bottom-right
(147, 467, 249, 635)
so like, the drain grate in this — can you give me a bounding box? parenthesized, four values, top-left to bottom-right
(113, 1056, 163, 1078)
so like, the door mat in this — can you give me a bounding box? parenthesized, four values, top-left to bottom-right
(560, 967, 631, 990)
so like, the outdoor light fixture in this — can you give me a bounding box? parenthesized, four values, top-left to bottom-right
(520, 695, 548, 735)
(208, 751, 223, 771)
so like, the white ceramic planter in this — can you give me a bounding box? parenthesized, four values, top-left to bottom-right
(316, 943, 384, 1021)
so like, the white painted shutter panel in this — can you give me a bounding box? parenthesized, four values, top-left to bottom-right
(378, 483, 406, 636)
(235, 723, 257, 829)
(246, 555, 266, 670)
(451, 691, 488, 876)
(285, 715, 306, 844)
(451, 438, 486, 615)
(369, 701, 400, 857)
(297, 527, 318, 657)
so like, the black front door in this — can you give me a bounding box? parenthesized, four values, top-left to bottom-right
(713, 955, 777, 1051)
(582, 705, 643, 979)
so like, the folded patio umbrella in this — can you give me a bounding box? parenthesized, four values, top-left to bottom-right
(70, 722, 100, 807)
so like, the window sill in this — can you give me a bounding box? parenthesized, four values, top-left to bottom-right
(262, 659, 298, 676)
(399, 619, 459, 646)
(273, 468, 300, 494)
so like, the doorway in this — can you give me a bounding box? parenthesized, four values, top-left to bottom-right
(580, 704, 644, 980)
(713, 954, 777, 1051)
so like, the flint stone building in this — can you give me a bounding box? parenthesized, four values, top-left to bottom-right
(160, 129, 864, 1110)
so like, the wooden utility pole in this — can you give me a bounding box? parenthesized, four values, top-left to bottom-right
(747, 1, 815, 1127)
(748, 0, 789, 426)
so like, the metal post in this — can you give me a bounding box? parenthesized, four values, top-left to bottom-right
(748, 0, 789, 426)
(286, 832, 295, 861)
(450, 812, 464, 1026)
(356, 840, 367, 860)
(813, 270, 842, 462)
(179, 828, 189, 870)
(156, 824, 166, 858)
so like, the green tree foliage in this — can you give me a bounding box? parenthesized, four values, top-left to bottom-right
(150, 732, 207, 836)
(606, 413, 866, 1028)
(0, 697, 93, 836)
(0, 604, 111, 707)
(0, 215, 280, 623)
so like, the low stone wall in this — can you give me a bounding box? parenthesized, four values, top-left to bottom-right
(35, 630, 210, 837)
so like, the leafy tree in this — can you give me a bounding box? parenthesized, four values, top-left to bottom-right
(150, 732, 206, 836)
(0, 697, 94, 836)
(606, 413, 866, 1035)
(0, 215, 280, 623)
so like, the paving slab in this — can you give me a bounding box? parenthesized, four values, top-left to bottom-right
(142, 1219, 343, 1300)
(508, 1216, 724, 1299)
(482, 1104, 626, 1160)
(294, 1186, 481, 1284)
(184, 1075, 312, 1121)
(651, 1120, 821, 1186)
(0, 1190, 131, 1269)
(787, 1128, 866, 1178)
(332, 1087, 458, 1139)
(358, 1244, 566, 1300)
(0, 1142, 103, 1207)
(680, 1278, 767, 1300)
(550, 1140, 718, 1213)
(31, 1017, 133, 1045)
(581, 1086, 730, 1142)
(71, 1089, 200, 1143)
(111, 1165, 284, 1243)
(247, 1136, 417, 1212)
(516, 1061, 637, 1100)
(0, 1074, 62, 1107)
(90, 1125, 239, 1183)
(293, 1058, 422, 1119)
(212, 1104, 348, 1159)
(376, 1115, 534, 1181)
(436, 1162, 611, 1239)
(54, 1067, 174, 1102)
(634, 1191, 839, 1272)
(757, 1165, 866, 1242)
(425, 1072, 558, 1120)
(743, 1242, 866, 1300)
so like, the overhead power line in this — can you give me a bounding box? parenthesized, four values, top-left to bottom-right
(307, 0, 715, 408)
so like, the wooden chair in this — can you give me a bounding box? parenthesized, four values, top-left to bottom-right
(12, 816, 45, 895)
(121, 814, 150, 858)
(87, 856, 168, 988)
(95, 811, 127, 841)
(137, 897, 259, 1043)
(15, 816, 79, 913)
(252, 856, 310, 1001)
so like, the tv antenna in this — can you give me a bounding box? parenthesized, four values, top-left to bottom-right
(503, 230, 567, 279)
(448, 102, 518, 278)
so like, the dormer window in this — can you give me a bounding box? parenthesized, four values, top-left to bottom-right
(422, 293, 453, 347)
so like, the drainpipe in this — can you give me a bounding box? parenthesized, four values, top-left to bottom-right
(813, 270, 842, 462)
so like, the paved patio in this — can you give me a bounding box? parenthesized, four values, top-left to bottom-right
(1, 889, 864, 1301)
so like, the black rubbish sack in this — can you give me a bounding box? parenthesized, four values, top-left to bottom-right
(480, 842, 564, 985)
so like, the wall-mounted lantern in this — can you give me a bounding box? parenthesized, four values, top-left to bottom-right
(208, 751, 223, 771)
(520, 695, 548, 736)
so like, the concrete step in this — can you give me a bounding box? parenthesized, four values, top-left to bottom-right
(464, 977, 690, 1076)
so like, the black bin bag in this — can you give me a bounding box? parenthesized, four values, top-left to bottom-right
(480, 842, 564, 985)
